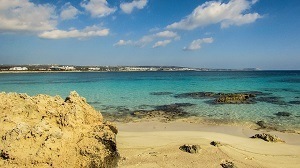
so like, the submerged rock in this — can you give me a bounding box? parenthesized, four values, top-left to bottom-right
(289, 101, 300, 105)
(154, 103, 195, 112)
(250, 133, 285, 143)
(0, 91, 119, 167)
(131, 103, 194, 120)
(150, 92, 173, 96)
(179, 144, 201, 154)
(256, 120, 267, 128)
(174, 92, 216, 99)
(274, 112, 292, 117)
(214, 93, 256, 104)
(256, 96, 288, 105)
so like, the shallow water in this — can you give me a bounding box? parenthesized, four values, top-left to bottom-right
(0, 71, 299, 129)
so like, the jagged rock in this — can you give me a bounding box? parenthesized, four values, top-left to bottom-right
(215, 93, 255, 104)
(179, 144, 201, 154)
(221, 160, 236, 168)
(274, 112, 292, 117)
(250, 133, 285, 143)
(210, 141, 222, 147)
(0, 91, 119, 167)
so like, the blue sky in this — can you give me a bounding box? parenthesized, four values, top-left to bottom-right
(0, 0, 299, 70)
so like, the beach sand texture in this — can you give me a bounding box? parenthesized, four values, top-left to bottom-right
(117, 121, 300, 168)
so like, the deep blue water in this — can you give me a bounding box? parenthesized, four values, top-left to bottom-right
(0, 71, 299, 129)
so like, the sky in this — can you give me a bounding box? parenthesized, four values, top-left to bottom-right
(0, 0, 299, 70)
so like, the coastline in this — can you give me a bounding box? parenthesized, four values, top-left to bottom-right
(0, 91, 299, 167)
(116, 119, 300, 168)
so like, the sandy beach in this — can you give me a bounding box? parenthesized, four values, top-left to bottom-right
(116, 120, 300, 168)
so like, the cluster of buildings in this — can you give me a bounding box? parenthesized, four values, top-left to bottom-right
(118, 66, 199, 71)
(49, 66, 76, 71)
(8, 67, 28, 71)
(0, 65, 260, 72)
(1, 65, 76, 71)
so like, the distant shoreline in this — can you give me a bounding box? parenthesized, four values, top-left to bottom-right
(1, 70, 299, 74)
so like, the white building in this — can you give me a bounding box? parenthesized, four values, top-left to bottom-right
(9, 67, 28, 71)
(61, 66, 76, 71)
(88, 67, 101, 71)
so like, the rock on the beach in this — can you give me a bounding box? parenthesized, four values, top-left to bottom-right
(250, 133, 285, 143)
(179, 144, 201, 154)
(0, 91, 119, 168)
(210, 141, 222, 147)
(221, 160, 236, 168)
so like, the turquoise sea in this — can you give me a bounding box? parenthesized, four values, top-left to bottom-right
(0, 71, 299, 130)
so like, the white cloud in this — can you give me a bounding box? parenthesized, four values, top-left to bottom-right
(60, 3, 80, 20)
(0, 0, 57, 32)
(167, 0, 261, 30)
(149, 27, 160, 32)
(134, 35, 153, 47)
(81, 0, 116, 18)
(135, 30, 179, 47)
(153, 40, 171, 48)
(154, 30, 179, 38)
(183, 37, 214, 51)
(114, 30, 179, 48)
(120, 0, 148, 14)
(113, 40, 133, 46)
(39, 25, 109, 39)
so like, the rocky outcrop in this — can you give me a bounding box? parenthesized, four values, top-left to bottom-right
(250, 133, 285, 143)
(0, 91, 119, 168)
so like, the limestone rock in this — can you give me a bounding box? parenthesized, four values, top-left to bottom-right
(210, 141, 222, 147)
(0, 91, 119, 167)
(250, 133, 285, 143)
(221, 160, 236, 168)
(179, 144, 201, 154)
